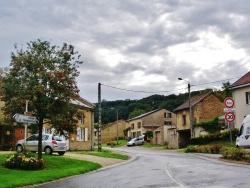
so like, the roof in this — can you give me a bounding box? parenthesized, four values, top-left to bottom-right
(230, 71, 250, 89)
(173, 92, 212, 112)
(127, 108, 163, 121)
(70, 98, 94, 109)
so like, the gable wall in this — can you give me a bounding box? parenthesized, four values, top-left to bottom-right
(232, 86, 250, 128)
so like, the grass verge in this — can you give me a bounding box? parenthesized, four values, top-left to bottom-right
(0, 153, 101, 188)
(79, 149, 129, 160)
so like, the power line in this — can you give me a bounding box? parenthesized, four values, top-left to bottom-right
(101, 83, 183, 94)
(101, 76, 239, 94)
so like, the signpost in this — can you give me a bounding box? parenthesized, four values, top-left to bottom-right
(224, 97, 234, 108)
(224, 97, 235, 143)
(225, 112, 235, 123)
(13, 113, 37, 124)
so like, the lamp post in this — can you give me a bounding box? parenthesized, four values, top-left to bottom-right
(111, 108, 119, 145)
(178, 78, 193, 138)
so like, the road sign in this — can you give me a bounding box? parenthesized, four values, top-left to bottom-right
(13, 113, 37, 124)
(224, 108, 236, 112)
(225, 112, 235, 123)
(224, 97, 234, 108)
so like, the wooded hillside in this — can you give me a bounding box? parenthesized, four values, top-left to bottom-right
(94, 82, 231, 126)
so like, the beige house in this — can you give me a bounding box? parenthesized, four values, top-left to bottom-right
(101, 119, 126, 143)
(174, 92, 224, 148)
(230, 71, 250, 128)
(43, 98, 95, 151)
(126, 108, 176, 146)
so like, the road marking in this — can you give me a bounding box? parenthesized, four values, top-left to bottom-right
(165, 162, 186, 188)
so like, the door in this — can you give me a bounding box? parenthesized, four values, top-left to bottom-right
(26, 134, 38, 151)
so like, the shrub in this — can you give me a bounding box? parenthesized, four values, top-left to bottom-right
(184, 145, 197, 153)
(190, 128, 239, 145)
(220, 147, 247, 161)
(185, 145, 222, 154)
(5, 151, 44, 170)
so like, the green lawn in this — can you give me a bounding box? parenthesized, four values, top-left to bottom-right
(80, 148, 129, 160)
(0, 153, 101, 188)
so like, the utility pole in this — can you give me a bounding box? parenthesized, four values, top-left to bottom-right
(98, 83, 102, 151)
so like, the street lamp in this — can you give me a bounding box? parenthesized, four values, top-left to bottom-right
(178, 78, 193, 138)
(111, 108, 119, 145)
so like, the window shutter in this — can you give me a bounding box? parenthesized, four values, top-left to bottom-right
(84, 128, 88, 141)
(246, 92, 249, 104)
(76, 127, 80, 141)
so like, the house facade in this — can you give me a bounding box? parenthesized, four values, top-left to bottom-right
(230, 71, 250, 128)
(43, 98, 95, 151)
(101, 119, 126, 143)
(126, 108, 176, 146)
(174, 92, 224, 148)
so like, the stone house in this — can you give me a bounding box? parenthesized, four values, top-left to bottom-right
(0, 97, 95, 151)
(126, 108, 176, 146)
(174, 92, 224, 148)
(43, 98, 95, 151)
(230, 71, 250, 128)
(101, 119, 126, 143)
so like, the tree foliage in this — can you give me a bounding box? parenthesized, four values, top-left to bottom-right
(193, 117, 221, 134)
(1, 39, 82, 159)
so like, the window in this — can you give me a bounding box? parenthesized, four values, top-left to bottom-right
(165, 121, 172, 125)
(246, 126, 250, 135)
(182, 115, 187, 126)
(246, 92, 250, 104)
(138, 122, 141, 129)
(80, 114, 85, 124)
(76, 127, 88, 141)
(165, 112, 172, 118)
(44, 128, 50, 134)
(131, 124, 134, 130)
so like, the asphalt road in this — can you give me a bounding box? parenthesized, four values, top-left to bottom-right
(33, 147, 250, 188)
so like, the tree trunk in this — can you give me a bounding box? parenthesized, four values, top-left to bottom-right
(38, 118, 44, 160)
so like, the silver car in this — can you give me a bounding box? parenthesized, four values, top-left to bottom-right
(127, 136, 145, 146)
(15, 134, 67, 155)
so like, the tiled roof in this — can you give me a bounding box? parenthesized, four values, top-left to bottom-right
(230, 71, 250, 88)
(127, 108, 163, 121)
(173, 92, 212, 112)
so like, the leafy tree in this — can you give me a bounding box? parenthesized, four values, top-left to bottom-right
(1, 39, 82, 159)
(128, 109, 146, 119)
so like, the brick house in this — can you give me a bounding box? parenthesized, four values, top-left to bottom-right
(101, 119, 126, 143)
(174, 92, 224, 148)
(126, 108, 176, 145)
(230, 71, 250, 128)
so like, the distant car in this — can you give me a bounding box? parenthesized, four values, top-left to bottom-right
(15, 134, 67, 155)
(127, 136, 145, 147)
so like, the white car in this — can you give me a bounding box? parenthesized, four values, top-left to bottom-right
(15, 134, 67, 155)
(127, 136, 145, 146)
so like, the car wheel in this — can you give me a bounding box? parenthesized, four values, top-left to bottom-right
(16, 145, 23, 152)
(58, 151, 65, 156)
(44, 147, 53, 155)
(133, 143, 135, 146)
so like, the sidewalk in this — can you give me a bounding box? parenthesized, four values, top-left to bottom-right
(63, 152, 130, 168)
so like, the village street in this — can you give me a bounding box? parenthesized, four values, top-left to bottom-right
(34, 146, 250, 188)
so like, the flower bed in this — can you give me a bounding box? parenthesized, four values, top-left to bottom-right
(5, 152, 44, 170)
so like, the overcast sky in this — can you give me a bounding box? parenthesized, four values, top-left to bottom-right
(1, 0, 249, 103)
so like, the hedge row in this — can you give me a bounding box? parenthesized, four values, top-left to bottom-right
(190, 128, 239, 145)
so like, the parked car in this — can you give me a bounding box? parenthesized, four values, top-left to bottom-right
(15, 134, 67, 155)
(236, 114, 250, 148)
(127, 135, 145, 146)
